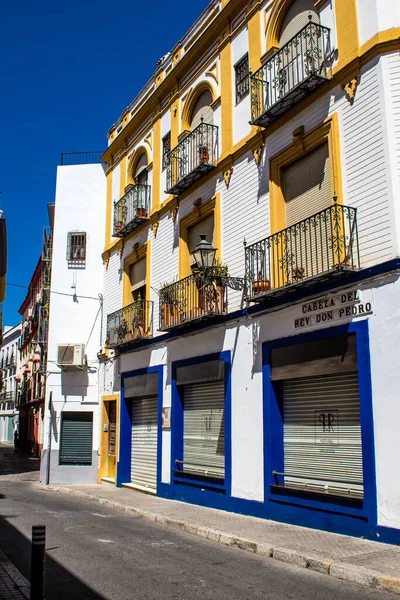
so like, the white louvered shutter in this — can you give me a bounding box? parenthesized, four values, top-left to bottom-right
(283, 372, 363, 498)
(131, 395, 158, 492)
(129, 258, 146, 292)
(190, 91, 214, 130)
(183, 381, 225, 479)
(279, 0, 320, 47)
(187, 214, 215, 268)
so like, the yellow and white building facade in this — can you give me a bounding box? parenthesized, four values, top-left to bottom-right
(98, 0, 400, 543)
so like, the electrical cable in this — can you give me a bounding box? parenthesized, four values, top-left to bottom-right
(5, 282, 101, 301)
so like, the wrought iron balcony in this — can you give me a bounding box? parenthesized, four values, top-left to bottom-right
(0, 391, 14, 403)
(245, 202, 359, 302)
(159, 271, 228, 331)
(166, 122, 218, 195)
(113, 184, 151, 238)
(106, 300, 153, 348)
(250, 21, 331, 127)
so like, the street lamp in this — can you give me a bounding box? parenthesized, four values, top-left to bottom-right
(192, 234, 217, 270)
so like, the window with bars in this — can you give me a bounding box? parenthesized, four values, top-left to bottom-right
(162, 132, 171, 170)
(235, 54, 250, 104)
(66, 232, 86, 267)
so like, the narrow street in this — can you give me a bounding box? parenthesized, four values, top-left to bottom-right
(0, 447, 397, 600)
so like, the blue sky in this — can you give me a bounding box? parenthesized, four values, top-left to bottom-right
(1, 0, 209, 326)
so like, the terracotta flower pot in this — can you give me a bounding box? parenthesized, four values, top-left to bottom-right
(252, 279, 270, 295)
(114, 221, 123, 233)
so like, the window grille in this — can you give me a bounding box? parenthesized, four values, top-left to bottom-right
(235, 54, 250, 104)
(162, 132, 171, 170)
(66, 232, 86, 267)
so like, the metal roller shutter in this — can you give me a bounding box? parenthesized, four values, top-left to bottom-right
(284, 142, 331, 226)
(279, 0, 320, 47)
(59, 412, 93, 466)
(283, 372, 363, 498)
(131, 396, 158, 491)
(183, 381, 225, 479)
(190, 91, 214, 129)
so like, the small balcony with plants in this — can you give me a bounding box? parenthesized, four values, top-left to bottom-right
(166, 121, 218, 195)
(106, 298, 153, 348)
(113, 184, 151, 238)
(245, 201, 359, 302)
(158, 235, 244, 331)
(250, 19, 331, 128)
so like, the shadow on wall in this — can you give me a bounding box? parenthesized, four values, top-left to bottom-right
(61, 370, 89, 401)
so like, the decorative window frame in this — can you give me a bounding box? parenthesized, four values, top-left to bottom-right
(66, 231, 87, 269)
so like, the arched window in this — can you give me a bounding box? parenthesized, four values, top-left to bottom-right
(190, 90, 213, 130)
(134, 153, 148, 186)
(278, 0, 319, 47)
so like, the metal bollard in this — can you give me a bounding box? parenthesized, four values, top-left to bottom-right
(30, 525, 46, 600)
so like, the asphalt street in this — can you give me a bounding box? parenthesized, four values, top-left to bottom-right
(0, 481, 397, 600)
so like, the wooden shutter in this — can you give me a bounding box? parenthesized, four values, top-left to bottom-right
(59, 412, 93, 466)
(279, 0, 320, 46)
(187, 214, 214, 267)
(129, 258, 146, 292)
(190, 91, 214, 129)
(284, 142, 331, 227)
(183, 381, 225, 479)
(283, 372, 363, 499)
(131, 395, 158, 492)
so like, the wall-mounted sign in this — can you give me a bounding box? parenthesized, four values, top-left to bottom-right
(295, 290, 372, 330)
(162, 407, 171, 430)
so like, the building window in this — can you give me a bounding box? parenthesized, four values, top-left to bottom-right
(235, 54, 250, 104)
(59, 411, 93, 466)
(66, 232, 86, 268)
(162, 132, 171, 170)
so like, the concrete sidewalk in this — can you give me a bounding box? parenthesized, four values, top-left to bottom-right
(48, 483, 400, 596)
(0, 551, 29, 600)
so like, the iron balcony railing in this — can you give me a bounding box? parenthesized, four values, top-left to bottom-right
(106, 300, 153, 348)
(159, 272, 228, 331)
(250, 21, 331, 127)
(245, 202, 359, 301)
(60, 151, 104, 166)
(166, 121, 218, 195)
(0, 391, 14, 403)
(113, 184, 151, 238)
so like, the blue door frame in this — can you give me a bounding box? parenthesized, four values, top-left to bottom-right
(116, 365, 164, 489)
(263, 320, 378, 537)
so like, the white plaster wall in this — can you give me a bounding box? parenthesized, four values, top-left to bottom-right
(102, 250, 123, 348)
(119, 272, 400, 522)
(232, 25, 251, 146)
(319, 0, 337, 57)
(357, 0, 400, 47)
(43, 164, 106, 465)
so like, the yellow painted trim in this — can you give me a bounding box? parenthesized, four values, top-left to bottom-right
(269, 114, 343, 236)
(98, 394, 120, 483)
(219, 32, 233, 153)
(122, 241, 149, 307)
(105, 170, 113, 248)
(265, 0, 295, 52)
(152, 117, 161, 210)
(181, 80, 217, 132)
(178, 194, 221, 279)
(248, 2, 262, 73)
(335, 0, 360, 69)
(119, 154, 127, 199)
(171, 97, 181, 149)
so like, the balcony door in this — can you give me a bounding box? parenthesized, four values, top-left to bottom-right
(128, 258, 147, 337)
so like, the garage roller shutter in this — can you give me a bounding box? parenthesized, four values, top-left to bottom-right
(131, 396, 158, 491)
(183, 381, 225, 479)
(283, 372, 363, 498)
(59, 412, 93, 466)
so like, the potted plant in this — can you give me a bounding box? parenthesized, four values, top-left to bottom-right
(114, 221, 124, 234)
(136, 206, 148, 219)
(252, 271, 270, 295)
(158, 280, 179, 328)
(199, 145, 210, 164)
(198, 259, 228, 314)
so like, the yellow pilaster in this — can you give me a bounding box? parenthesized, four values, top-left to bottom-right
(119, 155, 127, 198)
(105, 170, 113, 248)
(335, 0, 360, 67)
(152, 117, 161, 210)
(248, 4, 262, 73)
(220, 32, 233, 154)
(170, 97, 180, 149)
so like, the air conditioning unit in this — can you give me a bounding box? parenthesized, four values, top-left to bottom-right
(57, 344, 86, 370)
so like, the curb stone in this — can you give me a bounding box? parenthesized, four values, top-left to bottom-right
(47, 485, 400, 596)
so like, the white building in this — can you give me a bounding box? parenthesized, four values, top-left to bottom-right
(40, 152, 106, 484)
(0, 323, 21, 444)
